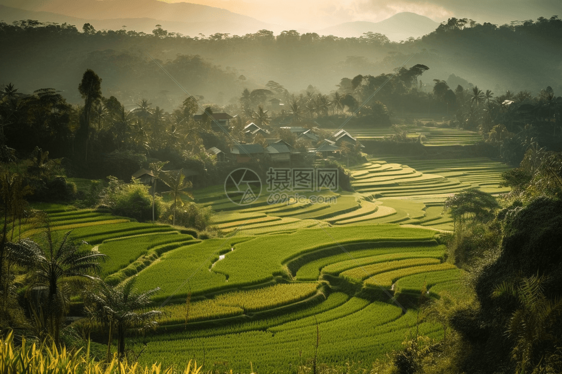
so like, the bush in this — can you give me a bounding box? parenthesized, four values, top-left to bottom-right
(198, 231, 211, 239)
(160, 202, 213, 231)
(180, 228, 199, 238)
(99, 177, 163, 222)
(75, 180, 104, 208)
(29, 176, 77, 202)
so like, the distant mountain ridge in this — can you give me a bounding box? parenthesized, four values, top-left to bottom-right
(317, 12, 440, 41)
(0, 1, 439, 40)
(0, 0, 274, 35)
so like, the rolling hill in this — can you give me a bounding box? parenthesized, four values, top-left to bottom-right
(0, 0, 273, 36)
(318, 12, 440, 41)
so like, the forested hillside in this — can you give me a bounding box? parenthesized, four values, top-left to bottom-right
(0, 16, 561, 109)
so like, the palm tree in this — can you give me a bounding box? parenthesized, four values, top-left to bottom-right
(471, 86, 485, 106)
(493, 275, 562, 372)
(289, 96, 303, 124)
(305, 99, 316, 119)
(24, 229, 106, 344)
(332, 92, 344, 114)
(0, 171, 32, 312)
(148, 161, 168, 223)
(110, 107, 132, 150)
(133, 99, 152, 121)
(252, 105, 270, 127)
(151, 106, 165, 148)
(86, 277, 161, 361)
(160, 170, 194, 226)
(444, 189, 499, 244)
(91, 100, 108, 131)
(180, 118, 205, 156)
(484, 89, 494, 106)
(0, 83, 18, 99)
(315, 94, 329, 117)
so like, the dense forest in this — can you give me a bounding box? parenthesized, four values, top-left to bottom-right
(1, 59, 560, 183)
(1, 16, 561, 109)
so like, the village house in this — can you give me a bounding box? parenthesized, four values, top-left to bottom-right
(207, 147, 227, 162)
(298, 129, 320, 142)
(315, 139, 341, 155)
(333, 129, 363, 148)
(266, 142, 292, 162)
(230, 143, 265, 163)
(193, 112, 233, 133)
(280, 126, 308, 136)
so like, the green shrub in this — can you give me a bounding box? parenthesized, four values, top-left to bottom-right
(160, 202, 213, 231)
(30, 177, 77, 202)
(99, 177, 163, 222)
(180, 228, 199, 238)
(198, 231, 211, 239)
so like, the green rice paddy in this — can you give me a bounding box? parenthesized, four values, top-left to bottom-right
(29, 142, 509, 371)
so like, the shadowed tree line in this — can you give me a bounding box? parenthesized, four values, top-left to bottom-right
(1, 16, 561, 109)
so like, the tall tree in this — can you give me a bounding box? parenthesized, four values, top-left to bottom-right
(147, 161, 168, 223)
(0, 170, 32, 314)
(289, 97, 303, 124)
(471, 86, 485, 106)
(160, 170, 194, 226)
(78, 69, 102, 163)
(23, 229, 105, 344)
(444, 189, 499, 243)
(86, 277, 161, 361)
(493, 275, 562, 373)
(332, 92, 344, 114)
(252, 105, 270, 127)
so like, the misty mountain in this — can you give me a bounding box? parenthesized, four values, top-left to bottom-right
(1, 15, 561, 113)
(318, 12, 440, 41)
(0, 0, 274, 36)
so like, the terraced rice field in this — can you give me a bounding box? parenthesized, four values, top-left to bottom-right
(29, 202, 468, 372)
(27, 140, 508, 371)
(126, 225, 462, 372)
(190, 154, 510, 234)
(347, 126, 482, 146)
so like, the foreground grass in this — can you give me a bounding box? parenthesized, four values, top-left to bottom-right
(0, 333, 201, 374)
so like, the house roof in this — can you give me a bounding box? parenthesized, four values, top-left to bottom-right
(335, 133, 357, 143)
(333, 129, 349, 138)
(244, 122, 260, 131)
(318, 139, 336, 146)
(133, 168, 199, 180)
(132, 168, 154, 179)
(266, 143, 291, 154)
(264, 137, 281, 144)
(251, 128, 270, 135)
(193, 113, 233, 121)
(299, 129, 319, 141)
(274, 139, 294, 148)
(207, 147, 224, 155)
(231, 144, 265, 155)
(316, 143, 341, 152)
(170, 168, 199, 177)
(280, 126, 307, 134)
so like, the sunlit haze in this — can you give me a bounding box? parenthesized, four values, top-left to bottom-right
(161, 0, 561, 29)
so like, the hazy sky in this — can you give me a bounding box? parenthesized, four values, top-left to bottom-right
(163, 0, 561, 29)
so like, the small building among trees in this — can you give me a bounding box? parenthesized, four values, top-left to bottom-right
(194, 112, 233, 132)
(207, 147, 227, 162)
(230, 143, 265, 163)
